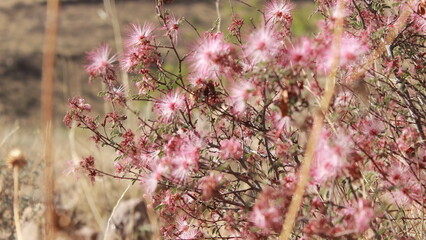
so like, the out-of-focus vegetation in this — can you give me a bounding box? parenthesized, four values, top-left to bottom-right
(0, 1, 322, 239)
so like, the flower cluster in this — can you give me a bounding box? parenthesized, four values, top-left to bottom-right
(65, 0, 426, 239)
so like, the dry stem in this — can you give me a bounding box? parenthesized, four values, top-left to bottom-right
(13, 167, 23, 240)
(41, 0, 61, 238)
(279, 0, 346, 239)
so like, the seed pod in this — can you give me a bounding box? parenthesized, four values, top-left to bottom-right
(6, 148, 27, 169)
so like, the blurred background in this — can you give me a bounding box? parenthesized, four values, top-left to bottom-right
(0, 0, 320, 239)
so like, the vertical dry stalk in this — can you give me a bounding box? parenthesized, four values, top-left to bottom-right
(13, 167, 23, 240)
(7, 149, 26, 240)
(279, 1, 346, 239)
(103, 0, 129, 92)
(41, 0, 61, 239)
(216, 0, 221, 32)
(103, 0, 133, 124)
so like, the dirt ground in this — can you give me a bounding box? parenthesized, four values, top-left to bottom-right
(0, 0, 217, 124)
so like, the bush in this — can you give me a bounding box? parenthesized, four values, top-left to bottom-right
(65, 0, 426, 239)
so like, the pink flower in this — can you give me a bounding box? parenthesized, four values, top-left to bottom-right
(318, 33, 368, 73)
(121, 23, 158, 72)
(245, 26, 280, 64)
(163, 131, 203, 181)
(413, 14, 426, 32)
(288, 37, 313, 66)
(384, 160, 422, 206)
(199, 173, 224, 200)
(396, 126, 419, 152)
(249, 187, 288, 232)
(333, 91, 353, 109)
(135, 76, 155, 94)
(177, 219, 201, 239)
(230, 80, 256, 114)
(171, 155, 196, 180)
(190, 32, 237, 79)
(341, 199, 374, 233)
(311, 130, 352, 184)
(220, 138, 243, 159)
(71, 96, 92, 112)
(142, 163, 165, 195)
(126, 23, 155, 47)
(265, 0, 294, 24)
(164, 15, 181, 43)
(339, 34, 368, 66)
(359, 117, 385, 137)
(85, 44, 116, 79)
(311, 143, 342, 184)
(155, 91, 186, 122)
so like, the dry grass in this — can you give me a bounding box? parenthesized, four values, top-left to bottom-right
(0, 119, 151, 239)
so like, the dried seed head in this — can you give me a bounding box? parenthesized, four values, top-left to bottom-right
(6, 148, 27, 169)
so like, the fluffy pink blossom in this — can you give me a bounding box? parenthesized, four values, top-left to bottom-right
(230, 80, 256, 114)
(164, 15, 181, 43)
(177, 218, 201, 239)
(333, 91, 353, 109)
(121, 23, 158, 72)
(163, 131, 203, 181)
(171, 155, 198, 180)
(155, 91, 186, 122)
(339, 35, 368, 66)
(190, 32, 238, 79)
(143, 163, 165, 195)
(288, 37, 314, 66)
(384, 160, 422, 206)
(265, 0, 294, 24)
(269, 113, 291, 139)
(396, 126, 419, 152)
(319, 34, 368, 73)
(341, 199, 375, 233)
(359, 117, 385, 137)
(126, 23, 155, 47)
(245, 26, 280, 64)
(85, 44, 116, 79)
(220, 138, 243, 159)
(413, 14, 426, 32)
(311, 130, 352, 184)
(249, 186, 288, 233)
(311, 143, 342, 184)
(199, 173, 224, 200)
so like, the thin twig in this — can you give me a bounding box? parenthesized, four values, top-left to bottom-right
(103, 181, 133, 240)
(68, 123, 104, 232)
(0, 125, 19, 148)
